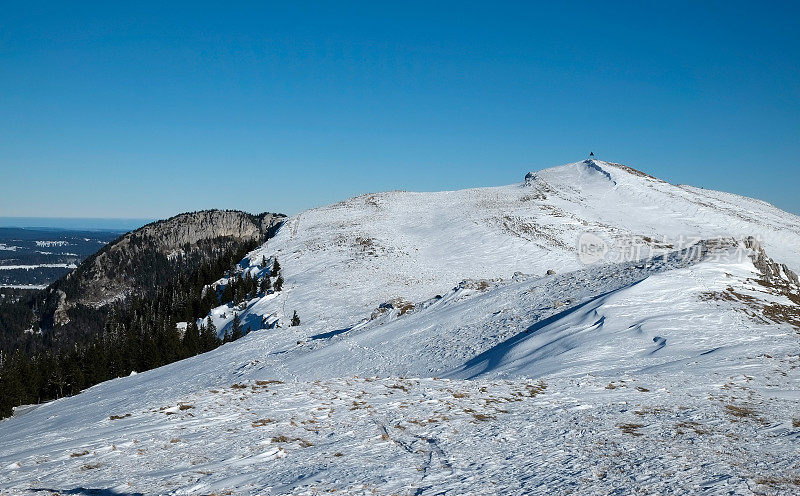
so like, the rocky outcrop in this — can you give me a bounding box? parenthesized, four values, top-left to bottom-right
(53, 290, 70, 326)
(744, 236, 799, 285)
(52, 210, 285, 309)
(123, 210, 283, 250)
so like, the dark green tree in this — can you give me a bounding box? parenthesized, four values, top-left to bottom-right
(182, 320, 200, 357)
(230, 313, 243, 341)
(200, 317, 219, 351)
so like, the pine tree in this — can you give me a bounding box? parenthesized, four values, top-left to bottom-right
(272, 258, 281, 276)
(261, 255, 268, 269)
(221, 281, 234, 305)
(182, 320, 200, 357)
(291, 311, 300, 327)
(230, 313, 243, 341)
(200, 317, 220, 351)
(274, 275, 284, 292)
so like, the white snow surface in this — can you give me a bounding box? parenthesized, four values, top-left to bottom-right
(2, 160, 800, 495)
(237, 159, 800, 333)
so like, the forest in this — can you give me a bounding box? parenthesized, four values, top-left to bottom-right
(0, 240, 284, 418)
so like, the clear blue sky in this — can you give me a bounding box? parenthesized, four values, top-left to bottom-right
(1, 1, 798, 219)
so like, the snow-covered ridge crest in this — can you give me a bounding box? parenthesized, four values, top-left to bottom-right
(525, 159, 618, 188)
(220, 158, 800, 334)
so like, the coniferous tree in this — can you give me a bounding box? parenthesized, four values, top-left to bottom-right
(274, 275, 284, 292)
(200, 317, 219, 351)
(291, 311, 300, 327)
(272, 259, 281, 276)
(182, 320, 200, 357)
(230, 313, 243, 341)
(221, 282, 234, 305)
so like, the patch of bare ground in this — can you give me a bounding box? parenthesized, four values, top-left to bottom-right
(255, 379, 283, 386)
(640, 235, 673, 250)
(701, 286, 800, 328)
(674, 420, 711, 435)
(271, 435, 313, 447)
(617, 423, 644, 436)
(723, 403, 765, 423)
(633, 406, 668, 416)
(522, 380, 547, 397)
(497, 215, 569, 249)
(606, 162, 661, 181)
(472, 413, 495, 422)
(355, 236, 379, 256)
(755, 476, 800, 489)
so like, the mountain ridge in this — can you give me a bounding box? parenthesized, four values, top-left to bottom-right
(199, 159, 800, 339)
(53, 209, 285, 310)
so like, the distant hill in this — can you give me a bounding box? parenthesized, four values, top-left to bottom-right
(49, 210, 284, 311)
(0, 210, 285, 353)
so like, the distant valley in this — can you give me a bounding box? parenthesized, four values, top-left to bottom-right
(0, 227, 123, 293)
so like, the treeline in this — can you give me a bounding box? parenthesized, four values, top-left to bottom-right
(0, 244, 286, 418)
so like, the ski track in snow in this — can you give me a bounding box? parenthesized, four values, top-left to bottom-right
(2, 160, 800, 494)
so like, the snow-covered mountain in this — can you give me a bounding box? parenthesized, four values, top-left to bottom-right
(212, 159, 800, 336)
(2, 159, 799, 495)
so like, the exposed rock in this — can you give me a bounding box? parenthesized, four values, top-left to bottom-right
(744, 236, 799, 285)
(52, 210, 285, 309)
(53, 290, 70, 326)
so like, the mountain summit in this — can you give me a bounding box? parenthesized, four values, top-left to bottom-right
(214, 159, 799, 335)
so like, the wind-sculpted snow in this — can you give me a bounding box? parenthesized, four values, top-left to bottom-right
(2, 239, 800, 493)
(2, 160, 800, 494)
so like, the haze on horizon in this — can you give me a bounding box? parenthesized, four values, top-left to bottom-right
(1, 2, 798, 219)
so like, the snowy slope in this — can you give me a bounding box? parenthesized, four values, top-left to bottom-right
(1, 240, 799, 494)
(2, 159, 800, 494)
(218, 159, 800, 335)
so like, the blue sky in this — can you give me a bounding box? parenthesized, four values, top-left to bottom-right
(1, 1, 798, 220)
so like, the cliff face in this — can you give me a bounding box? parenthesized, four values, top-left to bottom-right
(123, 210, 283, 250)
(50, 210, 285, 318)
